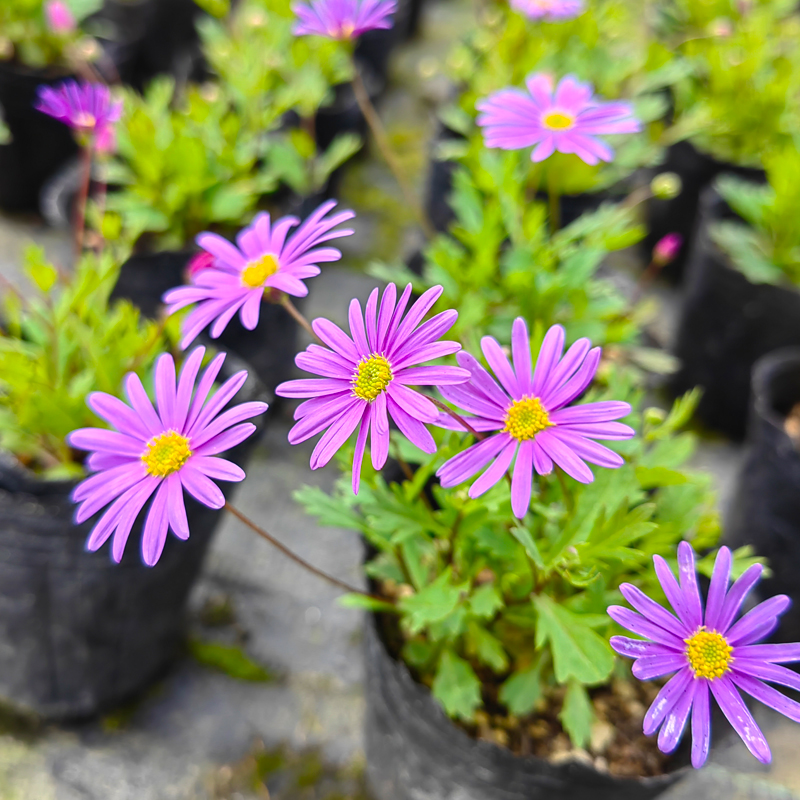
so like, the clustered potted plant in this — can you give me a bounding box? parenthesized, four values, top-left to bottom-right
(5, 0, 800, 796)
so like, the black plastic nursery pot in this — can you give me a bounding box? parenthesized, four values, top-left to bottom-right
(112, 250, 303, 396)
(644, 141, 764, 284)
(669, 187, 800, 441)
(363, 615, 684, 800)
(725, 349, 800, 644)
(0, 358, 268, 720)
(0, 62, 79, 213)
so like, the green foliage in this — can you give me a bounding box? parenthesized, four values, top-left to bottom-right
(106, 0, 357, 247)
(712, 146, 800, 285)
(188, 637, 274, 681)
(663, 0, 800, 165)
(0, 246, 172, 478)
(298, 381, 739, 747)
(0, 0, 101, 68)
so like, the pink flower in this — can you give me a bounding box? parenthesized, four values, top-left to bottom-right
(510, 0, 583, 21)
(186, 251, 216, 280)
(35, 80, 122, 150)
(293, 0, 397, 39)
(276, 283, 470, 492)
(436, 320, 634, 518)
(652, 233, 683, 266)
(45, 0, 76, 33)
(163, 201, 355, 350)
(476, 73, 641, 166)
(67, 347, 268, 566)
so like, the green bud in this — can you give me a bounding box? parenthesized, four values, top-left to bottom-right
(644, 407, 667, 426)
(651, 172, 682, 200)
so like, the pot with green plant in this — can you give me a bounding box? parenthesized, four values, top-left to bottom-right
(0, 246, 268, 718)
(671, 145, 800, 440)
(644, 0, 799, 281)
(0, 0, 109, 211)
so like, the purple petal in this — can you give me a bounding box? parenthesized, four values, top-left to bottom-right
(677, 541, 703, 632)
(369, 402, 390, 471)
(653, 554, 696, 632)
(717, 563, 763, 634)
(387, 398, 436, 454)
(387, 383, 438, 423)
(437, 433, 511, 487)
(709, 676, 771, 764)
(531, 324, 564, 398)
(535, 429, 594, 483)
(86, 392, 150, 440)
(310, 401, 365, 470)
(733, 643, 800, 663)
(610, 636, 680, 660)
(726, 595, 791, 646)
(632, 654, 687, 681)
(192, 455, 246, 483)
(732, 659, 800, 692)
(276, 378, 351, 398)
(704, 546, 731, 631)
(510, 439, 534, 519)
(607, 606, 686, 649)
(349, 298, 370, 357)
(481, 336, 520, 399)
(68, 428, 145, 458)
(352, 416, 370, 494)
(468, 438, 517, 499)
(180, 467, 226, 509)
(154, 353, 177, 430)
(312, 318, 360, 362)
(511, 318, 533, 396)
(541, 347, 601, 411)
(619, 583, 690, 638)
(394, 366, 471, 386)
(643, 668, 693, 736)
(141, 482, 170, 567)
(731, 672, 800, 725)
(540, 338, 591, 399)
(166, 473, 189, 540)
(657, 678, 695, 754)
(691, 680, 711, 768)
(456, 351, 511, 409)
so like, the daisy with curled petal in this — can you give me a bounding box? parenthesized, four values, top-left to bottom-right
(35, 80, 122, 145)
(435, 319, 634, 519)
(275, 283, 471, 492)
(609, 542, 800, 768)
(293, 0, 397, 39)
(163, 201, 355, 350)
(68, 347, 268, 567)
(476, 73, 641, 166)
(510, 0, 583, 21)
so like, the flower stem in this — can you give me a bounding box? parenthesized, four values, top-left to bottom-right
(554, 466, 573, 513)
(224, 501, 388, 601)
(547, 167, 560, 233)
(74, 143, 93, 257)
(350, 60, 436, 240)
(429, 397, 486, 440)
(279, 294, 322, 345)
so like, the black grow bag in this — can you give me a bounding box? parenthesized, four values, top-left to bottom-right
(0, 355, 267, 719)
(670, 187, 800, 440)
(363, 615, 683, 800)
(112, 250, 303, 396)
(643, 141, 764, 284)
(724, 349, 800, 643)
(0, 63, 79, 213)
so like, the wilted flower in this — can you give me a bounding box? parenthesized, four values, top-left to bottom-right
(45, 0, 76, 33)
(436, 320, 634, 518)
(35, 80, 122, 147)
(186, 251, 216, 280)
(68, 348, 268, 566)
(476, 73, 641, 165)
(609, 543, 800, 768)
(163, 201, 355, 350)
(652, 234, 683, 267)
(293, 0, 397, 40)
(276, 283, 470, 492)
(510, 0, 583, 21)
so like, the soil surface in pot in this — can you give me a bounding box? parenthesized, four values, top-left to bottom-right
(375, 592, 670, 780)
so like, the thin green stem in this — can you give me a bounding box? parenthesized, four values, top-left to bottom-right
(547, 168, 560, 233)
(554, 467, 573, 513)
(74, 143, 93, 257)
(429, 397, 486, 440)
(279, 294, 321, 344)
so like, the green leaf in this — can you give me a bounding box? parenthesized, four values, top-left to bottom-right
(337, 593, 397, 613)
(24, 246, 58, 293)
(399, 569, 463, 635)
(188, 637, 274, 682)
(510, 525, 544, 569)
(499, 659, 544, 716)
(432, 649, 482, 721)
(533, 595, 615, 685)
(559, 681, 595, 749)
(468, 583, 504, 619)
(465, 621, 508, 673)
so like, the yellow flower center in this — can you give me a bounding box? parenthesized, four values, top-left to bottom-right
(542, 111, 575, 130)
(241, 253, 279, 289)
(73, 111, 97, 130)
(141, 431, 192, 477)
(352, 354, 393, 402)
(685, 628, 733, 680)
(503, 396, 552, 441)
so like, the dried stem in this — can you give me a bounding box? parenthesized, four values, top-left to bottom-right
(350, 61, 436, 240)
(224, 502, 388, 601)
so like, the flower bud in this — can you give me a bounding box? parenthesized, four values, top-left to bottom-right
(186, 251, 216, 279)
(644, 407, 667, 426)
(45, 0, 76, 33)
(650, 172, 682, 200)
(652, 233, 683, 266)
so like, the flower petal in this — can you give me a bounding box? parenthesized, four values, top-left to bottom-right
(710, 676, 771, 764)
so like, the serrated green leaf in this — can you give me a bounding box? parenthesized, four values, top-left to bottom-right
(399, 569, 463, 634)
(499, 658, 544, 716)
(468, 583, 504, 619)
(510, 525, 544, 568)
(465, 621, 508, 673)
(533, 595, 614, 685)
(337, 593, 397, 613)
(432, 649, 482, 721)
(635, 466, 689, 489)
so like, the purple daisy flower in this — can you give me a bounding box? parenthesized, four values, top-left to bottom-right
(435, 319, 634, 519)
(35, 80, 122, 142)
(293, 0, 397, 39)
(68, 347, 268, 567)
(609, 542, 800, 768)
(509, 0, 583, 21)
(163, 201, 355, 350)
(275, 283, 470, 492)
(476, 73, 641, 166)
